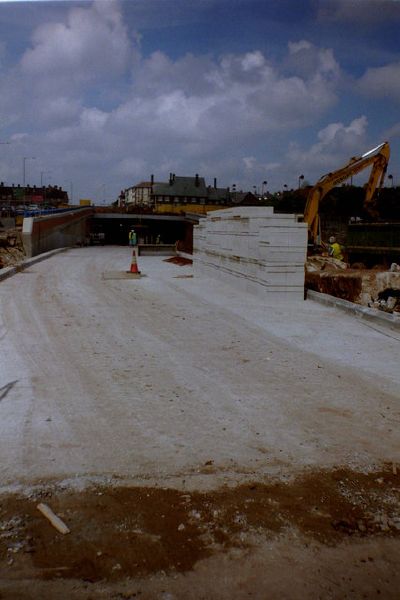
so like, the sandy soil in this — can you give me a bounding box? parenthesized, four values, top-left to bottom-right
(0, 247, 399, 598)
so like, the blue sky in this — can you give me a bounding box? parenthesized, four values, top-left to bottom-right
(0, 0, 399, 203)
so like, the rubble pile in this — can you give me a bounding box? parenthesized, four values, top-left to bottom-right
(306, 255, 348, 272)
(306, 258, 400, 313)
(0, 228, 25, 269)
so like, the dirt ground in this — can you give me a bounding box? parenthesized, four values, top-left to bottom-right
(1, 465, 400, 599)
(0, 248, 400, 598)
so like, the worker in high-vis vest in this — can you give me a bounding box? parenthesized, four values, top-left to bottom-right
(129, 228, 137, 247)
(328, 236, 344, 261)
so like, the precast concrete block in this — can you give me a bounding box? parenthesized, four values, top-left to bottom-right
(194, 206, 307, 299)
(260, 228, 307, 246)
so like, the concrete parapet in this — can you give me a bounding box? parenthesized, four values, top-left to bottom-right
(0, 265, 17, 281)
(193, 207, 307, 300)
(22, 207, 93, 257)
(307, 289, 400, 331)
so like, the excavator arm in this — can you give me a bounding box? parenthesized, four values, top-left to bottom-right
(304, 142, 390, 245)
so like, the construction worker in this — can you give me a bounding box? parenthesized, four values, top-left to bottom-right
(328, 236, 344, 261)
(128, 228, 137, 247)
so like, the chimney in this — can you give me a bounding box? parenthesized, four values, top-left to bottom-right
(169, 173, 173, 185)
(214, 177, 217, 189)
(151, 174, 154, 185)
(195, 173, 199, 187)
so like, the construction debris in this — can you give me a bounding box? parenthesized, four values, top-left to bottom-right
(0, 228, 25, 268)
(37, 502, 70, 535)
(164, 256, 193, 266)
(306, 255, 348, 272)
(306, 261, 400, 312)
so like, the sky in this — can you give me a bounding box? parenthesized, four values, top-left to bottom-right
(0, 0, 399, 203)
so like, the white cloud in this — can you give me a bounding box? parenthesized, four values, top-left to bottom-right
(80, 107, 109, 132)
(131, 46, 339, 144)
(357, 62, 400, 101)
(284, 40, 341, 82)
(288, 40, 312, 54)
(289, 116, 368, 167)
(317, 116, 368, 145)
(20, 0, 134, 85)
(226, 116, 372, 190)
(243, 156, 257, 170)
(384, 121, 400, 138)
(0, 0, 348, 197)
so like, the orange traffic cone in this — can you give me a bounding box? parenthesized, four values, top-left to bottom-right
(129, 248, 140, 275)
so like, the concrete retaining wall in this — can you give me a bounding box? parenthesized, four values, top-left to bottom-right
(22, 208, 93, 257)
(193, 207, 307, 300)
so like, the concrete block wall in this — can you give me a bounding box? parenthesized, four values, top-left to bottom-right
(193, 207, 308, 300)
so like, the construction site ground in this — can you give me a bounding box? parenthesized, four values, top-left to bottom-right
(0, 247, 399, 599)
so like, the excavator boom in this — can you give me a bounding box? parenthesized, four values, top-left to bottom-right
(304, 141, 390, 244)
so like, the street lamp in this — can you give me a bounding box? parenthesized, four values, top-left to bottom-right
(388, 174, 394, 187)
(298, 174, 304, 189)
(23, 157, 36, 186)
(261, 180, 267, 195)
(283, 184, 288, 192)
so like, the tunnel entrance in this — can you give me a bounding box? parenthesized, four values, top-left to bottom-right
(88, 213, 194, 252)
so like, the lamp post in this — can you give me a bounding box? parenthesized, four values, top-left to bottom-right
(298, 174, 304, 189)
(283, 184, 288, 192)
(23, 157, 36, 186)
(388, 174, 394, 187)
(261, 180, 267, 196)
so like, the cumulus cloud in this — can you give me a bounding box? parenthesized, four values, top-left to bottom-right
(286, 40, 341, 82)
(288, 116, 369, 169)
(20, 0, 133, 84)
(128, 46, 339, 146)
(383, 121, 400, 138)
(0, 0, 348, 197)
(357, 62, 400, 101)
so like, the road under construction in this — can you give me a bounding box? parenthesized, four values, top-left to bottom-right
(0, 244, 399, 598)
(0, 142, 399, 597)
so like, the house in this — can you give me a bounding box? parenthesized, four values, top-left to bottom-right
(0, 182, 68, 208)
(124, 174, 231, 213)
(125, 177, 156, 207)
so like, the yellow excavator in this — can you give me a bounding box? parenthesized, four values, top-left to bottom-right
(304, 141, 390, 246)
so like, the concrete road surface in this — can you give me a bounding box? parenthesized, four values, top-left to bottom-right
(0, 247, 399, 599)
